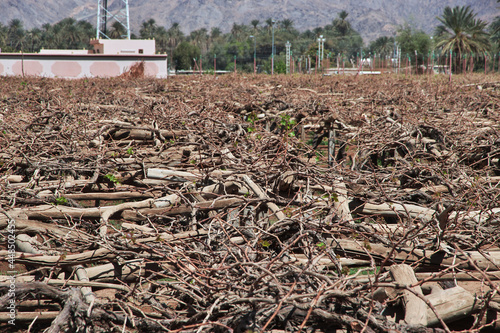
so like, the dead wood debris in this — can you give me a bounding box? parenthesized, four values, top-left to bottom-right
(0, 74, 499, 332)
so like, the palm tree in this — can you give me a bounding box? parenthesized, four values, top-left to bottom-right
(155, 27, 169, 53)
(109, 21, 126, 39)
(230, 23, 247, 42)
(333, 11, 351, 37)
(434, 5, 490, 71)
(27, 28, 43, 52)
(0, 23, 8, 48)
(280, 19, 294, 32)
(251, 20, 260, 32)
(167, 23, 184, 55)
(140, 19, 158, 39)
(490, 2, 500, 47)
(190, 28, 209, 53)
(8, 19, 24, 51)
(370, 36, 395, 58)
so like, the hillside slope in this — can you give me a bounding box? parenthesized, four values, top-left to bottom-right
(1, 0, 498, 42)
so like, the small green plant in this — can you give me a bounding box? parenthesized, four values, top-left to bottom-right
(259, 240, 271, 248)
(316, 242, 326, 249)
(246, 112, 258, 133)
(280, 114, 296, 132)
(126, 147, 134, 155)
(104, 174, 120, 185)
(54, 196, 68, 205)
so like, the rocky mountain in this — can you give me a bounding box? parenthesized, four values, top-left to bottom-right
(1, 0, 498, 42)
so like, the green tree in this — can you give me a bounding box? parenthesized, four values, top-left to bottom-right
(167, 22, 185, 55)
(140, 19, 158, 39)
(189, 28, 209, 53)
(109, 21, 126, 39)
(369, 36, 395, 58)
(173, 41, 200, 70)
(251, 20, 260, 31)
(434, 5, 490, 71)
(8, 19, 24, 51)
(0, 23, 8, 49)
(396, 24, 431, 64)
(333, 11, 351, 37)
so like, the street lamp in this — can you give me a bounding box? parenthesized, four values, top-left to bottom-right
(317, 35, 325, 68)
(271, 18, 276, 75)
(250, 35, 256, 74)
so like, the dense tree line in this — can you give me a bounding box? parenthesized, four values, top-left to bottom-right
(0, 5, 498, 73)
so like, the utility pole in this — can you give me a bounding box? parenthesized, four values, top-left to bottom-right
(250, 35, 256, 74)
(271, 19, 276, 75)
(285, 41, 291, 74)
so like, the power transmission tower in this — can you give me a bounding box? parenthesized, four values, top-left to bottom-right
(96, 0, 130, 39)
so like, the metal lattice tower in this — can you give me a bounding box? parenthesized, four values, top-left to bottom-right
(96, 0, 130, 39)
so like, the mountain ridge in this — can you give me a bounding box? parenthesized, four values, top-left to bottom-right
(1, 0, 498, 42)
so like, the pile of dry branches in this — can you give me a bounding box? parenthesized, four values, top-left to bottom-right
(0, 73, 500, 332)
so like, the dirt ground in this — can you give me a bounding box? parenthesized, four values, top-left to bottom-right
(0, 73, 500, 332)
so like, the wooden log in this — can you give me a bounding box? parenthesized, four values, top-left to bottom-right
(332, 179, 353, 223)
(389, 264, 427, 326)
(425, 286, 480, 326)
(4, 248, 114, 267)
(147, 168, 232, 181)
(359, 202, 500, 225)
(242, 175, 286, 222)
(0, 218, 91, 241)
(16, 234, 45, 255)
(331, 239, 500, 270)
(359, 202, 436, 223)
(83, 259, 148, 282)
(63, 191, 155, 200)
(74, 265, 96, 304)
(0, 311, 59, 321)
(109, 128, 187, 140)
(122, 197, 247, 221)
(0, 278, 129, 291)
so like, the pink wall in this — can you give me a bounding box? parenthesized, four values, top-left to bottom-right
(0, 54, 168, 78)
(90, 62, 121, 77)
(52, 62, 82, 77)
(12, 61, 43, 76)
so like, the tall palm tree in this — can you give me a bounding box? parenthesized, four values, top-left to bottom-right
(370, 36, 395, 58)
(190, 28, 209, 53)
(265, 18, 275, 34)
(490, 1, 500, 47)
(280, 19, 294, 32)
(109, 21, 126, 39)
(251, 20, 260, 32)
(8, 19, 24, 51)
(26, 28, 43, 52)
(155, 27, 169, 53)
(0, 23, 8, 48)
(140, 19, 158, 39)
(167, 23, 184, 55)
(230, 23, 247, 42)
(333, 11, 351, 37)
(434, 5, 490, 71)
